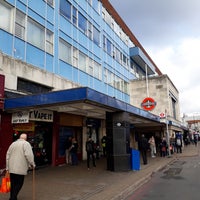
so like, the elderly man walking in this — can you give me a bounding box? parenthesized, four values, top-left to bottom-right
(6, 133, 35, 200)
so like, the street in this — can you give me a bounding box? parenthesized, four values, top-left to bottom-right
(127, 154, 200, 200)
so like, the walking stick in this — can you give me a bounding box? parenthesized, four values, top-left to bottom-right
(32, 167, 35, 200)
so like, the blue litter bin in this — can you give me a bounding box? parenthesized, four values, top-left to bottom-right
(131, 149, 140, 170)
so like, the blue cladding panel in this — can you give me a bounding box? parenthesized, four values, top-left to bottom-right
(0, 30, 13, 55)
(26, 44, 45, 69)
(46, 54, 54, 73)
(14, 38, 25, 60)
(59, 62, 73, 80)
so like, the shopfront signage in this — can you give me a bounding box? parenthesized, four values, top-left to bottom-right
(141, 97, 156, 111)
(0, 74, 5, 109)
(29, 109, 53, 122)
(12, 111, 29, 123)
(12, 110, 53, 123)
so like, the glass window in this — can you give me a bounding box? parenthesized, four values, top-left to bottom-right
(103, 35, 106, 51)
(107, 38, 112, 55)
(79, 52, 87, 72)
(59, 39, 72, 64)
(73, 47, 78, 67)
(93, 0, 100, 13)
(46, 0, 54, 6)
(60, 0, 71, 20)
(78, 12, 87, 33)
(72, 7, 77, 25)
(27, 18, 45, 50)
(15, 10, 26, 39)
(93, 61, 101, 80)
(93, 26, 100, 46)
(46, 30, 53, 54)
(87, 22, 93, 40)
(88, 59, 93, 75)
(0, 2, 12, 32)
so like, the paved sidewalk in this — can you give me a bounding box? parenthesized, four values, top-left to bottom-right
(0, 144, 199, 200)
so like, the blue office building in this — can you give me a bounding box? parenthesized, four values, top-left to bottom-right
(0, 0, 162, 170)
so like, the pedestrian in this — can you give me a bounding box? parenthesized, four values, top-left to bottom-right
(6, 133, 35, 200)
(138, 134, 148, 165)
(148, 136, 156, 158)
(176, 134, 182, 153)
(161, 137, 167, 157)
(101, 135, 107, 157)
(65, 136, 72, 164)
(86, 137, 96, 169)
(70, 137, 78, 165)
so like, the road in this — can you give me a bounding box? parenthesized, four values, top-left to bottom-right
(127, 155, 200, 200)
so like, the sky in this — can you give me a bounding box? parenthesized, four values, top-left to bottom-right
(109, 0, 200, 116)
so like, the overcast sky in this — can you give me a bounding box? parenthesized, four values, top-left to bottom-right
(109, 0, 200, 116)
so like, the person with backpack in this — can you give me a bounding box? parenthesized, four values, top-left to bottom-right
(176, 134, 182, 153)
(86, 137, 96, 170)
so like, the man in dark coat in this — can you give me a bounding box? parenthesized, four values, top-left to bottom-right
(138, 134, 149, 165)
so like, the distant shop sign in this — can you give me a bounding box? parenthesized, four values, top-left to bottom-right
(12, 110, 53, 123)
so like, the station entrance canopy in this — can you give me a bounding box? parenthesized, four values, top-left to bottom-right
(4, 87, 160, 128)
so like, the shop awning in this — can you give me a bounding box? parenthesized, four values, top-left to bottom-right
(4, 87, 161, 127)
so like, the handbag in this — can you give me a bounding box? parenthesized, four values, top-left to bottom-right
(0, 171, 11, 193)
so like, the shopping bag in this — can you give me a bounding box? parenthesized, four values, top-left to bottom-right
(0, 172, 11, 193)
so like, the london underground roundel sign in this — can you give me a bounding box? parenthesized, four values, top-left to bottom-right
(141, 97, 156, 111)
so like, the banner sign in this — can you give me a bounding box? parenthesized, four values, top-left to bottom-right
(12, 110, 53, 124)
(29, 109, 53, 122)
(12, 111, 29, 124)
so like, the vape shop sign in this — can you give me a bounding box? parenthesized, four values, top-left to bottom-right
(12, 110, 53, 123)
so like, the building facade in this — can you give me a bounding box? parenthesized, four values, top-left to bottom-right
(0, 0, 178, 171)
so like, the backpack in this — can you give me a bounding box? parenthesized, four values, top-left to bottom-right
(86, 141, 93, 152)
(176, 138, 181, 146)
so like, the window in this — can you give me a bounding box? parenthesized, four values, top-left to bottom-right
(87, 22, 93, 40)
(27, 18, 45, 50)
(72, 7, 77, 25)
(17, 78, 52, 94)
(107, 38, 112, 55)
(0, 2, 13, 32)
(103, 36, 106, 51)
(46, 30, 53, 54)
(93, 26, 100, 46)
(79, 52, 87, 72)
(78, 12, 87, 33)
(59, 39, 72, 64)
(93, 61, 101, 79)
(46, 0, 54, 6)
(88, 59, 93, 75)
(60, 0, 71, 20)
(15, 10, 26, 39)
(93, 0, 100, 13)
(73, 47, 78, 67)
